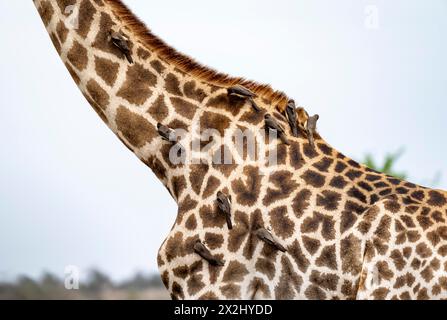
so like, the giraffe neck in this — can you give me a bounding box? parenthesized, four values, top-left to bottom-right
(34, 0, 197, 199)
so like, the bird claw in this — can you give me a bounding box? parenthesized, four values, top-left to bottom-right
(254, 227, 287, 252)
(228, 85, 261, 112)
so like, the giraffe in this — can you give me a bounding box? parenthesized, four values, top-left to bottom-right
(33, 0, 447, 300)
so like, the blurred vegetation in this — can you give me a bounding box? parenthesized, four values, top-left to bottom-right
(363, 148, 407, 179)
(0, 269, 169, 300)
(362, 148, 441, 187)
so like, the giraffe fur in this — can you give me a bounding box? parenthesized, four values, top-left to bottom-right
(33, 0, 447, 300)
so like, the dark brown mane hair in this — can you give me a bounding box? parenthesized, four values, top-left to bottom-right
(107, 0, 290, 111)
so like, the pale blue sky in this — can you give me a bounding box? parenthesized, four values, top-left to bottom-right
(0, 0, 446, 281)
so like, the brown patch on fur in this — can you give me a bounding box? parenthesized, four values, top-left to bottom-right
(427, 190, 447, 207)
(313, 157, 333, 172)
(117, 63, 156, 105)
(115, 106, 156, 148)
(171, 282, 184, 300)
(269, 206, 295, 239)
(179, 195, 198, 214)
(302, 236, 321, 255)
(199, 204, 226, 228)
(305, 285, 326, 300)
(187, 273, 205, 296)
(340, 235, 362, 275)
(66, 64, 80, 85)
(315, 244, 338, 270)
(150, 59, 165, 73)
(165, 73, 183, 95)
(263, 171, 298, 206)
(275, 256, 302, 299)
(77, 0, 96, 38)
(416, 243, 432, 258)
(376, 261, 394, 281)
(95, 56, 120, 86)
(310, 271, 339, 291)
(390, 249, 406, 271)
(106, 0, 289, 110)
(184, 81, 206, 102)
(189, 164, 208, 195)
(291, 189, 312, 218)
(56, 0, 75, 14)
(202, 176, 220, 199)
(38, 1, 54, 27)
(239, 108, 265, 125)
(317, 190, 342, 211)
(92, 12, 123, 59)
(165, 232, 184, 262)
(249, 277, 271, 299)
(288, 240, 310, 273)
(184, 215, 197, 230)
(301, 170, 326, 188)
(137, 47, 151, 60)
(56, 21, 69, 44)
(256, 258, 275, 280)
(67, 41, 88, 71)
(204, 232, 224, 250)
(228, 211, 250, 253)
(200, 111, 231, 136)
(147, 95, 169, 122)
(222, 261, 249, 282)
(301, 212, 335, 241)
(170, 97, 197, 120)
(329, 176, 348, 189)
(220, 284, 241, 299)
(86, 79, 109, 108)
(372, 288, 389, 300)
(82, 92, 108, 123)
(289, 141, 303, 169)
(49, 33, 62, 54)
(207, 93, 245, 117)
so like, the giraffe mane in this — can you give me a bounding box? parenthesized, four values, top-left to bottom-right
(107, 0, 290, 112)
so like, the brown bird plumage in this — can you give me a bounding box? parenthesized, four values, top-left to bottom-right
(254, 227, 287, 252)
(216, 191, 232, 229)
(110, 31, 133, 64)
(285, 99, 299, 137)
(306, 114, 319, 149)
(227, 85, 261, 112)
(264, 114, 290, 145)
(193, 240, 225, 266)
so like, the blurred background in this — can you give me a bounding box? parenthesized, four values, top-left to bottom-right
(0, 0, 446, 299)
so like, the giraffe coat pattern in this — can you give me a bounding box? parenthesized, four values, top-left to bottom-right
(33, 0, 447, 300)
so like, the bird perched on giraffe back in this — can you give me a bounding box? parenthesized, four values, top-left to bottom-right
(285, 99, 299, 137)
(264, 114, 290, 145)
(306, 114, 320, 149)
